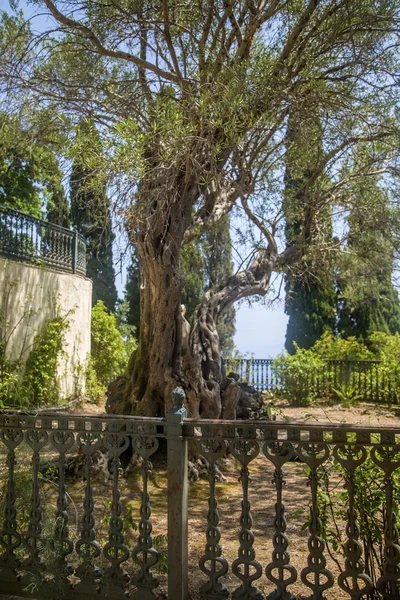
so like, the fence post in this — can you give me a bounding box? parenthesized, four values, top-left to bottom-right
(72, 231, 78, 273)
(345, 354, 350, 393)
(167, 387, 188, 600)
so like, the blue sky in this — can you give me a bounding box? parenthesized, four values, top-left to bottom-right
(234, 302, 287, 357)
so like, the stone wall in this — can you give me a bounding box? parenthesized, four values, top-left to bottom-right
(0, 258, 92, 399)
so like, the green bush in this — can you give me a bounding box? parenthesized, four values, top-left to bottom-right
(273, 344, 325, 406)
(272, 331, 400, 406)
(20, 314, 70, 407)
(86, 300, 137, 401)
(369, 332, 400, 403)
(312, 331, 374, 360)
(0, 312, 70, 408)
(317, 454, 400, 596)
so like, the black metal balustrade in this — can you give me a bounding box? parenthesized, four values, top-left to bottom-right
(226, 357, 400, 403)
(0, 207, 87, 275)
(0, 389, 399, 599)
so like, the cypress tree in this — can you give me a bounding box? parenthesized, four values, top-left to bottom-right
(45, 167, 70, 228)
(70, 120, 117, 312)
(337, 179, 400, 341)
(124, 252, 141, 335)
(202, 215, 236, 356)
(284, 112, 336, 354)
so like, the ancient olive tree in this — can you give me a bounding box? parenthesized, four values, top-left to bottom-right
(2, 0, 399, 417)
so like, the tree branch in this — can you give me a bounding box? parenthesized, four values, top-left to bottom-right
(41, 0, 182, 85)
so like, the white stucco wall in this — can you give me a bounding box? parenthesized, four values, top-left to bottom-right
(0, 258, 92, 399)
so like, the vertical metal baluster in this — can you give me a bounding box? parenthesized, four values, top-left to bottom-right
(74, 432, 102, 595)
(50, 430, 75, 592)
(32, 221, 36, 257)
(333, 445, 372, 599)
(197, 438, 229, 599)
(264, 441, 297, 600)
(256, 361, 259, 390)
(230, 438, 263, 600)
(131, 436, 160, 599)
(297, 443, 334, 599)
(372, 445, 400, 599)
(369, 366, 374, 401)
(21, 430, 49, 587)
(102, 432, 130, 597)
(0, 429, 23, 585)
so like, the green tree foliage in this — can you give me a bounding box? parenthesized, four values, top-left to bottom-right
(124, 252, 141, 335)
(70, 120, 117, 312)
(284, 112, 336, 354)
(2, 0, 399, 416)
(202, 216, 236, 356)
(21, 314, 70, 407)
(181, 242, 206, 322)
(0, 113, 68, 219)
(87, 301, 135, 399)
(337, 177, 400, 342)
(45, 171, 70, 228)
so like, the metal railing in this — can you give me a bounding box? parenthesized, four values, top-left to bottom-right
(0, 207, 87, 275)
(0, 388, 399, 599)
(226, 357, 399, 403)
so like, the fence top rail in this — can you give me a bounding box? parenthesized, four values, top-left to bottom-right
(0, 410, 167, 435)
(0, 206, 85, 240)
(0, 206, 87, 275)
(1, 410, 398, 433)
(227, 357, 382, 364)
(184, 418, 400, 444)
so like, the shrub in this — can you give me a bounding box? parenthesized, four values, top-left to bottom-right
(318, 453, 400, 597)
(369, 332, 400, 403)
(0, 311, 71, 408)
(86, 300, 137, 401)
(273, 344, 325, 406)
(20, 314, 71, 407)
(312, 331, 374, 360)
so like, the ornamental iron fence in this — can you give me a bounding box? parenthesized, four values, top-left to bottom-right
(0, 388, 399, 599)
(0, 207, 87, 275)
(226, 357, 399, 403)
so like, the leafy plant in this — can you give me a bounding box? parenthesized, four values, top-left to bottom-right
(19, 313, 71, 407)
(331, 384, 362, 407)
(273, 344, 325, 406)
(0, 301, 71, 408)
(312, 331, 374, 361)
(86, 300, 137, 401)
(317, 456, 400, 598)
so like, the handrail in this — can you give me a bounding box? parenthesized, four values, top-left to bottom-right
(0, 206, 87, 275)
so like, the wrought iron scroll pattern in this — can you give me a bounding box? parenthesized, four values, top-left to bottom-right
(263, 441, 297, 600)
(333, 444, 373, 599)
(102, 432, 131, 594)
(0, 429, 23, 581)
(230, 438, 263, 600)
(131, 435, 160, 599)
(0, 413, 399, 598)
(74, 431, 102, 595)
(372, 445, 400, 599)
(197, 438, 229, 599)
(21, 429, 49, 584)
(50, 429, 75, 586)
(298, 442, 334, 600)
